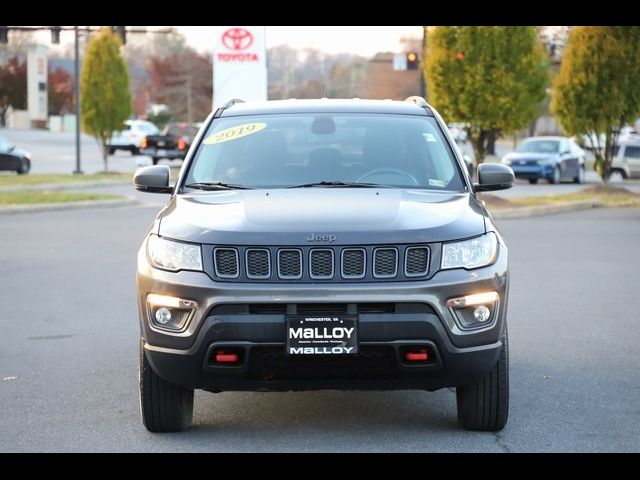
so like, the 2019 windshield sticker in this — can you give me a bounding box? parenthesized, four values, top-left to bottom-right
(203, 123, 267, 145)
(429, 179, 446, 187)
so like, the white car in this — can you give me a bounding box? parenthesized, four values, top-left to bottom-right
(448, 123, 468, 143)
(611, 139, 640, 179)
(108, 120, 160, 155)
(576, 127, 638, 151)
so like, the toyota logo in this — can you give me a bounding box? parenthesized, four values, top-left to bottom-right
(222, 28, 254, 51)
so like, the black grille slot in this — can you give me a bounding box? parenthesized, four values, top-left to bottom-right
(309, 249, 334, 279)
(278, 249, 302, 279)
(373, 248, 398, 278)
(214, 248, 239, 278)
(248, 304, 287, 315)
(341, 248, 365, 278)
(357, 303, 395, 313)
(405, 247, 429, 276)
(248, 346, 398, 380)
(298, 303, 348, 314)
(246, 249, 270, 279)
(214, 303, 428, 315)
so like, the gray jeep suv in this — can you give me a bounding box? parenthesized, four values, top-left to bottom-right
(133, 97, 515, 433)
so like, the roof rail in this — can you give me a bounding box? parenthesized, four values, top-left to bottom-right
(405, 96, 428, 107)
(213, 98, 245, 118)
(222, 98, 245, 109)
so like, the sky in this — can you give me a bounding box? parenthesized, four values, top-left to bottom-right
(173, 26, 423, 56)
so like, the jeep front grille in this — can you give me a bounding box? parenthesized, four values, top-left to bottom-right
(309, 249, 334, 279)
(373, 248, 398, 278)
(341, 248, 366, 279)
(214, 248, 239, 278)
(246, 248, 270, 279)
(278, 249, 303, 279)
(210, 244, 431, 282)
(405, 247, 430, 276)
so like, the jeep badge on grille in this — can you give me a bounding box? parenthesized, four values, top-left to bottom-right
(306, 234, 336, 243)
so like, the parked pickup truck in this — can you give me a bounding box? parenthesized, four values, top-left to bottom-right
(140, 122, 201, 165)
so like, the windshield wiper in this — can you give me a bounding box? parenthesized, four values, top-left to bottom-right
(287, 181, 387, 189)
(184, 182, 253, 190)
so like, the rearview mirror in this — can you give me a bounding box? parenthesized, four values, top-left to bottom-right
(133, 165, 173, 193)
(474, 163, 514, 192)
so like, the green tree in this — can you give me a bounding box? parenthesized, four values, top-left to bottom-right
(81, 28, 132, 171)
(551, 26, 640, 181)
(424, 26, 549, 163)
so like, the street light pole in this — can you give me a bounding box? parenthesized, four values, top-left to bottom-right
(73, 25, 83, 174)
(420, 26, 427, 100)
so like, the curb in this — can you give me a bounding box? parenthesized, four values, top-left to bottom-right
(0, 196, 139, 215)
(491, 200, 603, 219)
(0, 181, 131, 192)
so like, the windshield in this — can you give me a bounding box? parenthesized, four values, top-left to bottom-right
(516, 140, 560, 154)
(184, 113, 465, 191)
(0, 137, 14, 152)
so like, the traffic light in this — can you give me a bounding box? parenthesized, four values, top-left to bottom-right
(0, 26, 8, 45)
(406, 52, 419, 70)
(112, 26, 126, 45)
(51, 26, 61, 44)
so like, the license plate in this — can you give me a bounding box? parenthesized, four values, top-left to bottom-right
(157, 141, 166, 147)
(286, 315, 358, 355)
(157, 149, 167, 156)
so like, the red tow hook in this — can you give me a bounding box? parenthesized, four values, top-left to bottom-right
(215, 351, 239, 363)
(405, 349, 429, 362)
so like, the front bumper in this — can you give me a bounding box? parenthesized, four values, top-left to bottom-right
(137, 243, 509, 392)
(509, 164, 554, 180)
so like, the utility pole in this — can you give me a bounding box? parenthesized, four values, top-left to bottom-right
(420, 26, 427, 100)
(73, 26, 83, 174)
(186, 72, 193, 124)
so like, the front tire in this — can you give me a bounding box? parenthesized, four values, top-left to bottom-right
(139, 341, 194, 432)
(528, 178, 538, 184)
(549, 166, 561, 184)
(456, 331, 509, 431)
(108, 147, 116, 155)
(17, 158, 30, 175)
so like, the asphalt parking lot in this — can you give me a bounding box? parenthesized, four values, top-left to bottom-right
(0, 128, 183, 174)
(1, 204, 638, 452)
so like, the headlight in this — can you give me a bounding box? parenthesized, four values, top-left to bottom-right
(147, 235, 202, 272)
(441, 232, 498, 270)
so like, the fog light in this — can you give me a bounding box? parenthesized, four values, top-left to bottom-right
(473, 305, 491, 322)
(447, 292, 498, 330)
(147, 294, 198, 332)
(155, 307, 172, 324)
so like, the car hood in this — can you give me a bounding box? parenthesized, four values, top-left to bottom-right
(10, 147, 30, 158)
(158, 189, 486, 245)
(504, 152, 557, 162)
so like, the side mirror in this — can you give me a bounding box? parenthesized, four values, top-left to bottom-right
(133, 165, 173, 193)
(474, 163, 514, 192)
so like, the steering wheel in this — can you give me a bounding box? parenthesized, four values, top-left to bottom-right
(356, 168, 420, 186)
